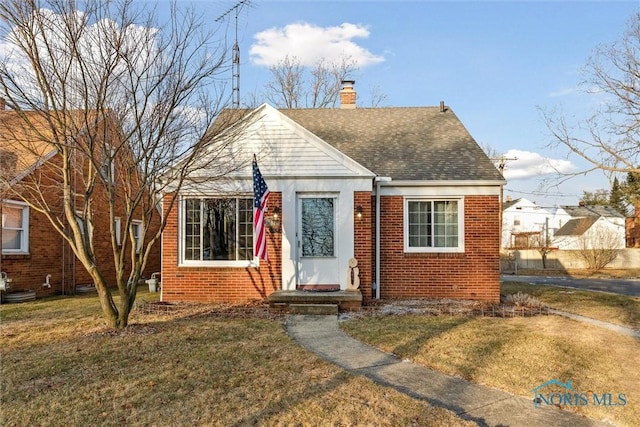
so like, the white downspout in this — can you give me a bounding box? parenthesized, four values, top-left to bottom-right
(375, 176, 392, 299)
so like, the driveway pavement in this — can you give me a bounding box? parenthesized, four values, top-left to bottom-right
(502, 274, 640, 296)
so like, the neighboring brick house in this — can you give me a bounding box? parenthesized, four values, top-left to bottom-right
(1, 105, 161, 298)
(160, 83, 505, 305)
(627, 203, 640, 248)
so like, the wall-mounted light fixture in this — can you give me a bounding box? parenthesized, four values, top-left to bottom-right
(356, 205, 363, 220)
(267, 207, 281, 232)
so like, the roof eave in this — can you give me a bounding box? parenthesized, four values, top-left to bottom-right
(8, 149, 58, 186)
(379, 179, 505, 187)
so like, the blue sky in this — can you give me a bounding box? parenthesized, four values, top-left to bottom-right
(198, 0, 637, 208)
(4, 0, 637, 207)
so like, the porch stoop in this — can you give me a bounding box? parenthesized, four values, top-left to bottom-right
(268, 290, 362, 312)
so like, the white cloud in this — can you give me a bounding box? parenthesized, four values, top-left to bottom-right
(250, 22, 385, 67)
(502, 149, 576, 180)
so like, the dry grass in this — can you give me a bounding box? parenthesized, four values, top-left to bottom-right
(502, 281, 640, 329)
(342, 309, 640, 427)
(0, 291, 473, 427)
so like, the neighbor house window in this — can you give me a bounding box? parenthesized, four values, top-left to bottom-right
(114, 217, 122, 246)
(75, 213, 94, 243)
(2, 201, 29, 253)
(404, 198, 464, 252)
(182, 197, 253, 264)
(132, 220, 142, 253)
(100, 147, 116, 184)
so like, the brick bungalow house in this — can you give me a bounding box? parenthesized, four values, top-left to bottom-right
(160, 83, 505, 307)
(0, 103, 161, 298)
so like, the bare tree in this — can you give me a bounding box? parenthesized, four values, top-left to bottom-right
(264, 55, 304, 109)
(574, 219, 623, 270)
(367, 84, 388, 108)
(531, 231, 556, 269)
(542, 12, 640, 190)
(0, 0, 244, 328)
(264, 55, 358, 108)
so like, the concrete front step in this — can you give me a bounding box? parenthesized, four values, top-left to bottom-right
(268, 290, 362, 312)
(289, 304, 339, 315)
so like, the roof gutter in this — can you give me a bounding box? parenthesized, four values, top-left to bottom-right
(374, 176, 392, 299)
(387, 179, 505, 187)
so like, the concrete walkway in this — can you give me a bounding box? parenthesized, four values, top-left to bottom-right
(286, 315, 611, 427)
(550, 309, 640, 339)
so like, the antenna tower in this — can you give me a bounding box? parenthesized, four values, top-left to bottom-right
(216, 0, 250, 109)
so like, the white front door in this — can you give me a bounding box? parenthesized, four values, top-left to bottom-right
(296, 194, 340, 288)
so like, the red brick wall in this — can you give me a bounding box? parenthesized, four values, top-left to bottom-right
(354, 191, 373, 300)
(378, 195, 500, 302)
(161, 192, 282, 303)
(626, 205, 640, 247)
(1, 155, 161, 297)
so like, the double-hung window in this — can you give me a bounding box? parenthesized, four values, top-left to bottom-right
(132, 220, 142, 253)
(100, 147, 116, 184)
(182, 197, 254, 265)
(2, 201, 29, 253)
(405, 198, 464, 252)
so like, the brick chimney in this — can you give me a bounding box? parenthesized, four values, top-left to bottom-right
(339, 80, 356, 109)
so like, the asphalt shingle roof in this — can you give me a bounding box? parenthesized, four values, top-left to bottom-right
(279, 107, 504, 182)
(561, 205, 626, 218)
(502, 198, 522, 211)
(554, 217, 599, 236)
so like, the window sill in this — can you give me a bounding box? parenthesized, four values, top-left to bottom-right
(404, 247, 465, 254)
(178, 260, 259, 268)
(1, 252, 31, 259)
(404, 251, 465, 259)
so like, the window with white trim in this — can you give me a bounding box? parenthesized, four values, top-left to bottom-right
(132, 220, 142, 253)
(75, 213, 94, 242)
(100, 147, 115, 184)
(114, 217, 122, 246)
(182, 197, 254, 264)
(404, 198, 464, 252)
(2, 201, 29, 253)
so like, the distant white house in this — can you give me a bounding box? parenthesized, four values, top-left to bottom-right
(501, 198, 552, 248)
(502, 198, 626, 250)
(552, 205, 626, 250)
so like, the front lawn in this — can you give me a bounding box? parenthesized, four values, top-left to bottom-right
(342, 289, 640, 427)
(502, 280, 640, 329)
(0, 291, 472, 427)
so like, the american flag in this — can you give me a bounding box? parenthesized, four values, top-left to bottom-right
(253, 158, 270, 263)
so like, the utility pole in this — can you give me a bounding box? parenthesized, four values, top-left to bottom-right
(495, 154, 518, 176)
(494, 154, 517, 257)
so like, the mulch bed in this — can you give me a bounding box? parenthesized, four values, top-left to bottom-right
(134, 299, 285, 320)
(134, 297, 549, 321)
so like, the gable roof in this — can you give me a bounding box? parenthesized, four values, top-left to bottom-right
(279, 106, 504, 182)
(561, 205, 626, 218)
(184, 104, 375, 184)
(554, 217, 599, 237)
(503, 198, 521, 210)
